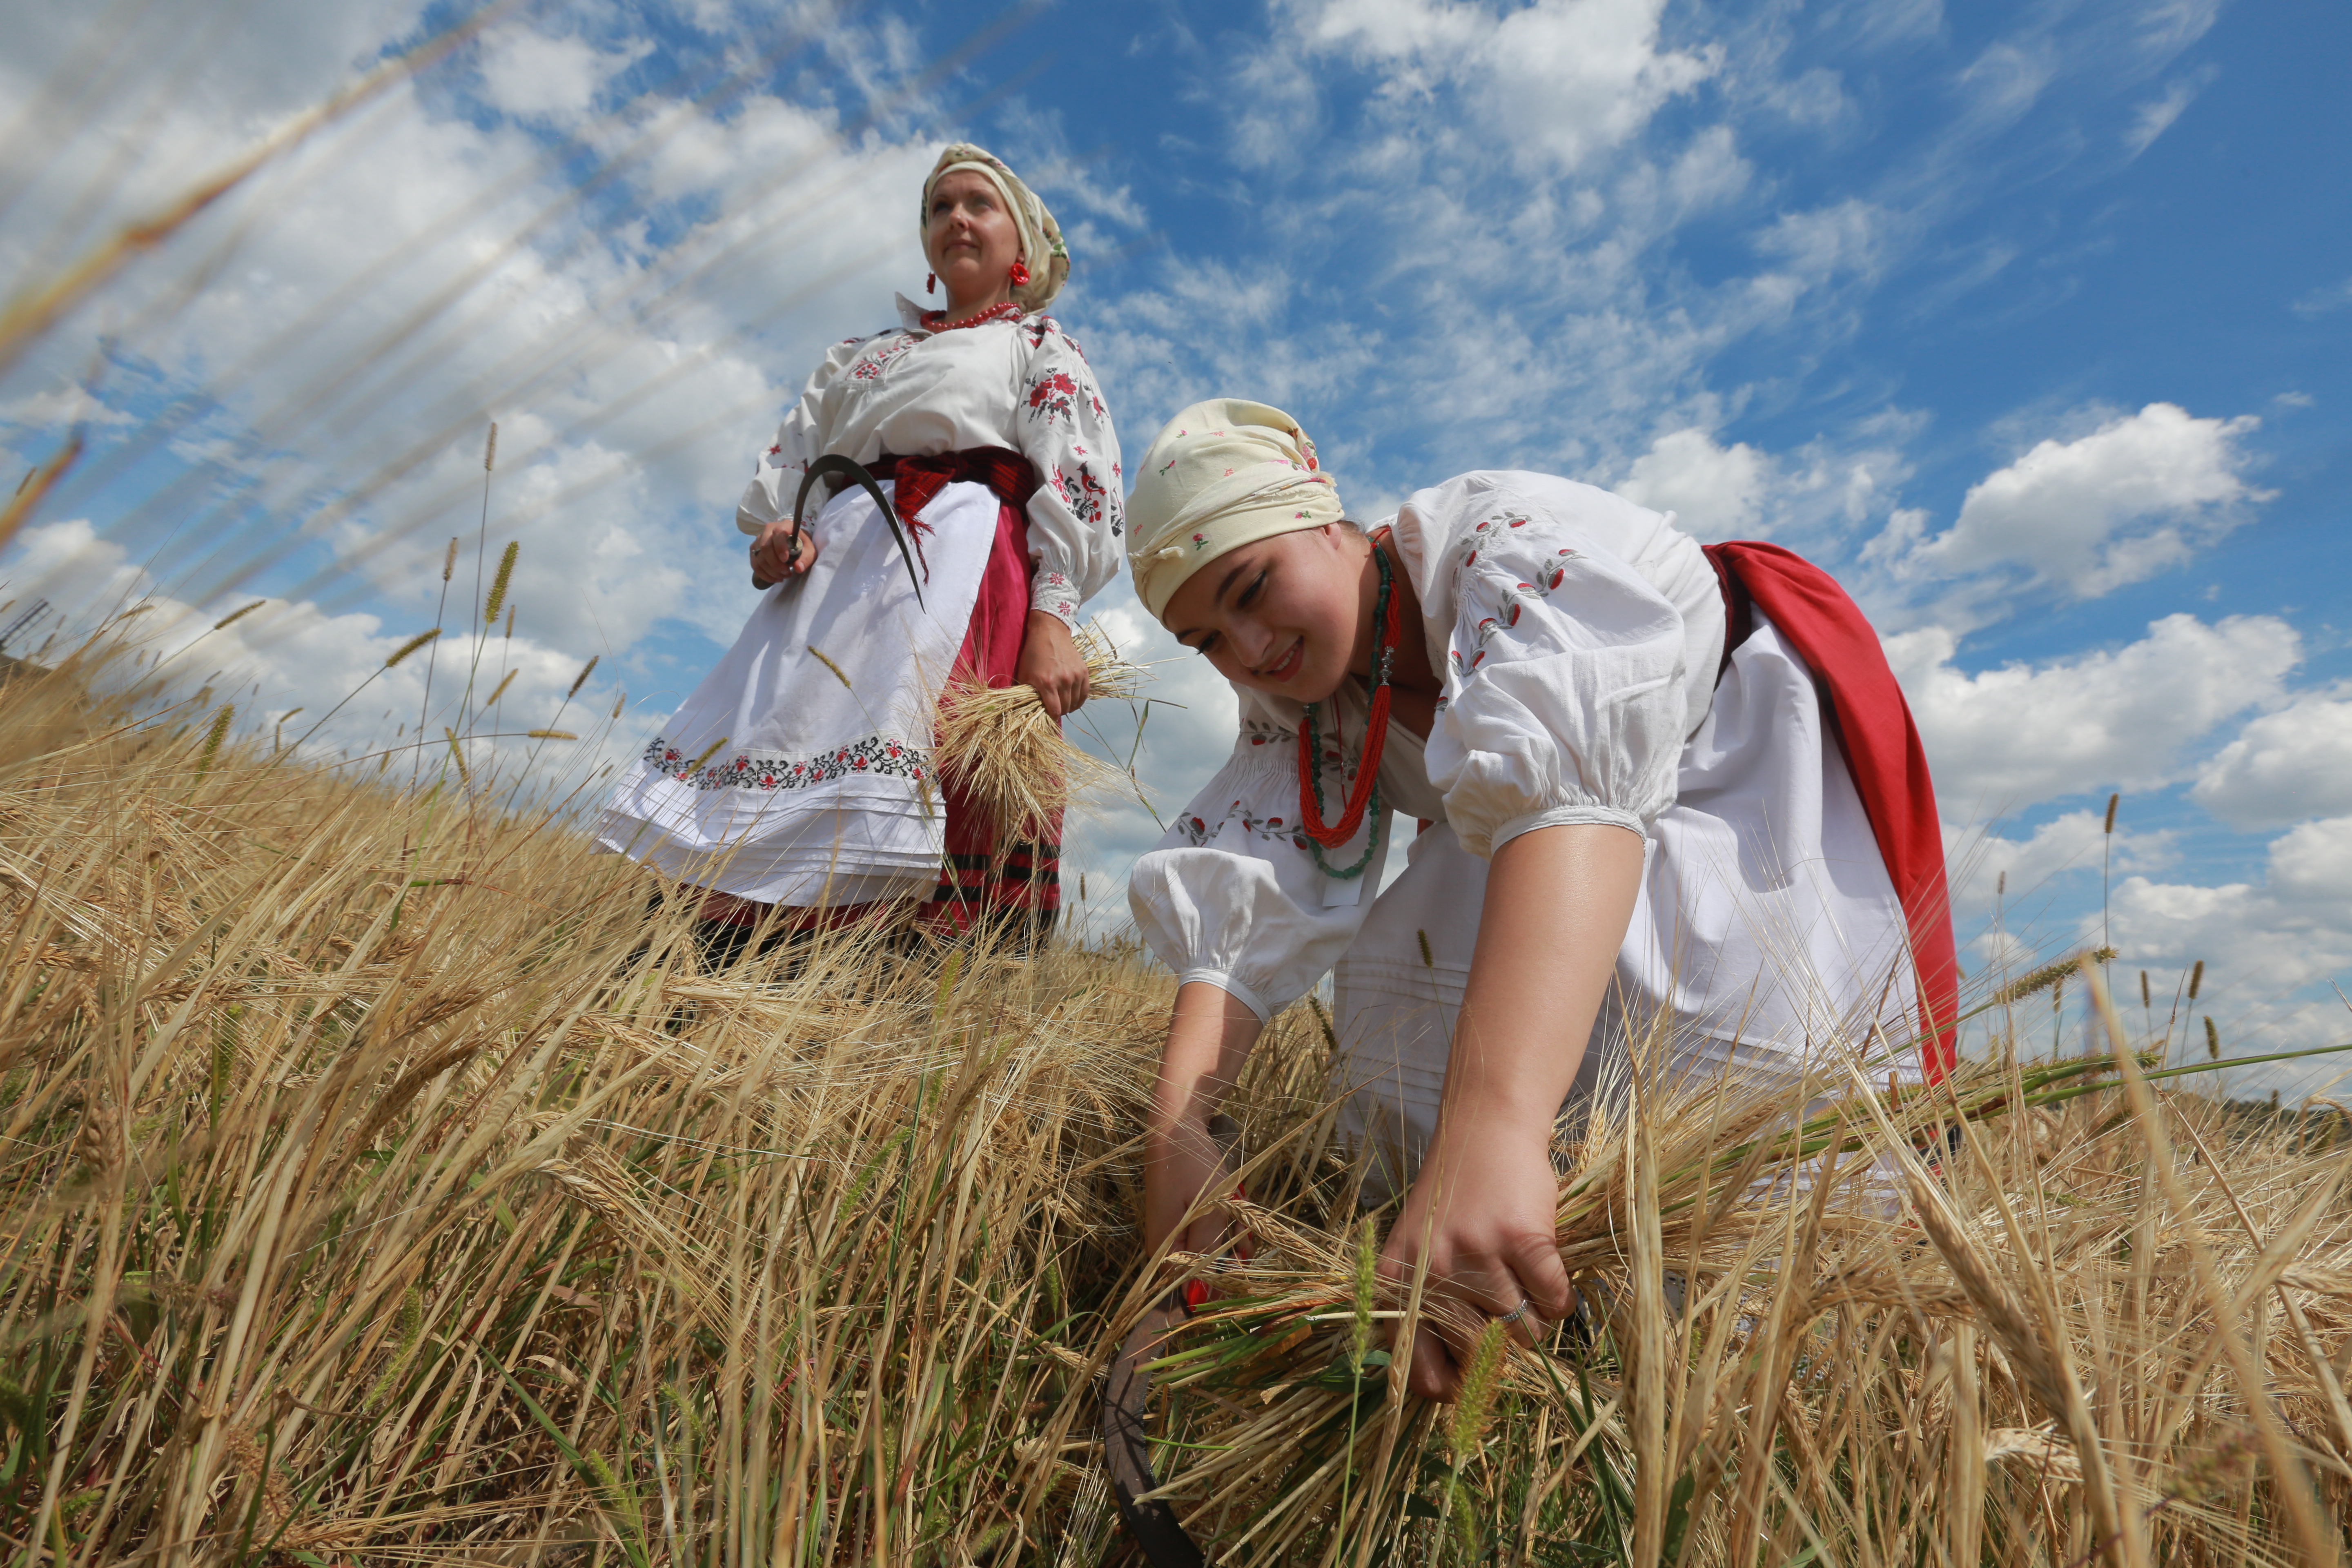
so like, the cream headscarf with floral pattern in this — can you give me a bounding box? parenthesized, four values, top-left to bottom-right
(919, 143, 1069, 314)
(1125, 399, 1346, 621)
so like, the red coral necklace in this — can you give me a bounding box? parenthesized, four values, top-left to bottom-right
(1297, 535, 1400, 877)
(921, 301, 1024, 332)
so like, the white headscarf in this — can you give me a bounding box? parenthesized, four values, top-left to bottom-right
(919, 143, 1069, 313)
(1124, 399, 1345, 620)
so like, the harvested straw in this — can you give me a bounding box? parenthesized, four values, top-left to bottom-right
(931, 619, 1147, 834)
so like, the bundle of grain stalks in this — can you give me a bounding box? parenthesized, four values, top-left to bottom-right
(931, 619, 1149, 838)
(1091, 1009, 2352, 1567)
(3, 646, 2351, 1567)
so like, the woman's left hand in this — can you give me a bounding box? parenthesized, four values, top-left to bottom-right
(1379, 1125, 1576, 1401)
(1016, 610, 1089, 719)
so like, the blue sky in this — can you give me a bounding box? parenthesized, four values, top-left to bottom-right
(2, 0, 2346, 1088)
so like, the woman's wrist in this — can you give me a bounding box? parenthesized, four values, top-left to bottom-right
(1427, 1089, 1557, 1162)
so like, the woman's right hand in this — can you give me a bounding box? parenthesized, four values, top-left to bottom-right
(750, 518, 817, 587)
(1143, 1110, 1241, 1259)
(1143, 982, 1265, 1276)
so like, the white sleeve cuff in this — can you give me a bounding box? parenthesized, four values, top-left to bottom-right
(1030, 570, 1081, 629)
(1176, 968, 1272, 1023)
(1488, 803, 1647, 857)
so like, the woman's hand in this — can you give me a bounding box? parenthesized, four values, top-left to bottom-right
(1144, 982, 1264, 1293)
(1374, 822, 1644, 1401)
(1380, 1124, 1576, 1400)
(749, 518, 816, 587)
(1143, 1109, 1241, 1260)
(1016, 610, 1089, 719)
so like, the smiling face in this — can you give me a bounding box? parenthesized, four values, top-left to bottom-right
(1159, 524, 1374, 702)
(924, 168, 1022, 313)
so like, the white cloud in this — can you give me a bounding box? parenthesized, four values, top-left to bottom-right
(1299, 0, 1718, 171)
(2268, 815, 2352, 911)
(2292, 277, 2352, 317)
(475, 28, 648, 125)
(1953, 40, 2056, 136)
(2098, 820, 2352, 1084)
(1962, 814, 2352, 1096)
(1886, 403, 2267, 597)
(1618, 427, 1766, 538)
(2132, 0, 2225, 60)
(1753, 198, 1888, 285)
(1887, 612, 2301, 813)
(2123, 66, 2215, 158)
(2, 519, 636, 787)
(2192, 691, 2352, 830)
(1944, 808, 2175, 923)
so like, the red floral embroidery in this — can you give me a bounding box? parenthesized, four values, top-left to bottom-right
(641, 733, 928, 792)
(1026, 370, 1081, 425)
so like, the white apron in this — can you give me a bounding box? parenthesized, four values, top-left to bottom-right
(596, 478, 1000, 905)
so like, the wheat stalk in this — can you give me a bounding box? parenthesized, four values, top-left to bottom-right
(930, 620, 1147, 837)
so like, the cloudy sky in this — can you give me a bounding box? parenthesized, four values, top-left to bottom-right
(2, 0, 2346, 1089)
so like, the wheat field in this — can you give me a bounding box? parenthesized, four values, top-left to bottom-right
(0, 634, 2347, 1568)
(4, 4, 2350, 1562)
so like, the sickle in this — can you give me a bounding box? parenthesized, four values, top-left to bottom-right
(1103, 1115, 1251, 1566)
(781, 453, 925, 610)
(1102, 1295, 1212, 1567)
(1102, 1299, 1211, 1566)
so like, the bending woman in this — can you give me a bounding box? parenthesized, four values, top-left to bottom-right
(599, 145, 1123, 948)
(1123, 400, 1956, 1399)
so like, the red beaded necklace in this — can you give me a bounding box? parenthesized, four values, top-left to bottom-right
(1298, 535, 1401, 858)
(920, 301, 1024, 332)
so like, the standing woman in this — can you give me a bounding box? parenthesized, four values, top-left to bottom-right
(599, 145, 1123, 948)
(1123, 401, 1957, 1400)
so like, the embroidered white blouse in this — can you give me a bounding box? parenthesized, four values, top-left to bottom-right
(1128, 471, 1727, 1022)
(735, 295, 1124, 626)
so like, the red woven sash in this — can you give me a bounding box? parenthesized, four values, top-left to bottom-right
(864, 448, 1040, 580)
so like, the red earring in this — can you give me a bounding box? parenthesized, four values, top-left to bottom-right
(1008, 259, 1031, 287)
(925, 272, 936, 295)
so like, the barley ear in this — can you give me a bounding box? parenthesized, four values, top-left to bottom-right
(567, 654, 598, 699)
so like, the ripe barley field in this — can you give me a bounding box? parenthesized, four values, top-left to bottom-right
(1, 646, 2350, 1568)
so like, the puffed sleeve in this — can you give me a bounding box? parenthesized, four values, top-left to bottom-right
(1128, 714, 1390, 1022)
(735, 337, 864, 537)
(1428, 514, 1692, 858)
(1013, 322, 1124, 627)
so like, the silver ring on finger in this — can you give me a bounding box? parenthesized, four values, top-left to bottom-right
(1498, 1299, 1542, 1335)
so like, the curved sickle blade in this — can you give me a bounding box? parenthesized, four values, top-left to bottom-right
(1101, 1297, 1209, 1568)
(792, 452, 924, 611)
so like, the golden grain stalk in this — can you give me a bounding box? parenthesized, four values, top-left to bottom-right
(930, 620, 1147, 836)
